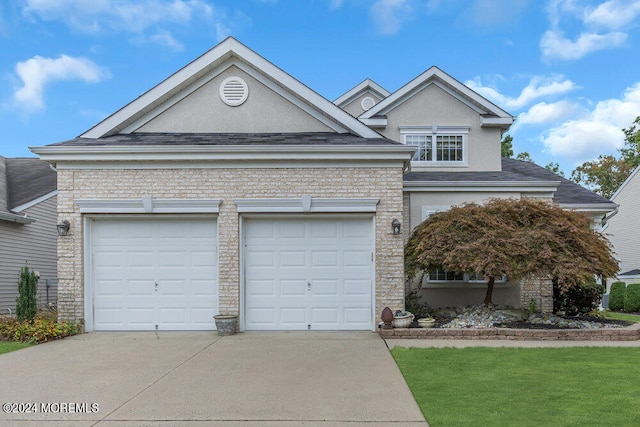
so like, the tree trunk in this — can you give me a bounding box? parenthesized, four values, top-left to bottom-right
(483, 276, 495, 305)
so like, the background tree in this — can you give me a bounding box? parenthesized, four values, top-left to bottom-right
(405, 198, 618, 305)
(570, 155, 635, 199)
(571, 116, 640, 198)
(516, 152, 533, 162)
(545, 162, 565, 177)
(501, 134, 514, 158)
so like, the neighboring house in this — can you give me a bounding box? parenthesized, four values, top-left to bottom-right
(31, 37, 614, 331)
(605, 165, 640, 285)
(0, 156, 58, 314)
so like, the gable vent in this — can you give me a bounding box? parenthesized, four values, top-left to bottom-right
(361, 96, 376, 111)
(219, 76, 249, 106)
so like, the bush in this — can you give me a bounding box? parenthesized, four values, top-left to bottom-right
(624, 284, 640, 313)
(16, 265, 38, 323)
(553, 278, 605, 316)
(609, 282, 627, 311)
(0, 314, 79, 344)
(405, 282, 432, 320)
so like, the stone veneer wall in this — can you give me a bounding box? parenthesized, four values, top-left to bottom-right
(56, 166, 406, 326)
(520, 277, 553, 313)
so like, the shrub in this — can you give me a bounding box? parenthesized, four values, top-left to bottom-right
(0, 314, 79, 344)
(624, 284, 640, 313)
(609, 282, 627, 311)
(405, 282, 432, 319)
(553, 278, 604, 316)
(16, 265, 38, 323)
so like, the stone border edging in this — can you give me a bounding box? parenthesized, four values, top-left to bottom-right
(379, 322, 640, 341)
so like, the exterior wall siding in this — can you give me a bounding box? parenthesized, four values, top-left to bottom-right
(607, 169, 640, 274)
(0, 196, 58, 314)
(378, 84, 502, 172)
(56, 167, 405, 327)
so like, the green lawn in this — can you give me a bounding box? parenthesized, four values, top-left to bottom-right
(392, 347, 640, 427)
(0, 341, 32, 355)
(604, 311, 640, 323)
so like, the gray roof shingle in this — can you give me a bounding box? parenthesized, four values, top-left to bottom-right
(49, 132, 402, 147)
(1, 157, 57, 212)
(404, 157, 614, 206)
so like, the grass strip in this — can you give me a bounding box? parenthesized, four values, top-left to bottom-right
(392, 347, 640, 427)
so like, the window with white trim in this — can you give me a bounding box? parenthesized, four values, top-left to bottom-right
(426, 269, 507, 284)
(401, 126, 469, 165)
(421, 204, 507, 284)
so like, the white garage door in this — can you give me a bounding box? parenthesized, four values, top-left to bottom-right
(91, 217, 218, 331)
(244, 216, 374, 331)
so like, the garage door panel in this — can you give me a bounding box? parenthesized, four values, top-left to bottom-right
(280, 280, 306, 296)
(92, 217, 218, 331)
(311, 251, 338, 267)
(245, 217, 373, 331)
(247, 279, 275, 296)
(312, 280, 338, 296)
(344, 279, 370, 296)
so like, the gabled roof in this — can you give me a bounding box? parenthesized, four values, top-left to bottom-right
(0, 156, 56, 224)
(359, 66, 514, 129)
(81, 37, 381, 140)
(610, 164, 640, 201)
(404, 158, 617, 212)
(333, 78, 390, 108)
(620, 268, 640, 276)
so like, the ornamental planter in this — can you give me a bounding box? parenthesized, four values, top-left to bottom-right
(213, 314, 238, 336)
(392, 312, 414, 328)
(417, 318, 436, 328)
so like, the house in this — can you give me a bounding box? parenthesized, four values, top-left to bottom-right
(605, 165, 640, 285)
(0, 156, 58, 314)
(334, 68, 616, 311)
(31, 37, 615, 331)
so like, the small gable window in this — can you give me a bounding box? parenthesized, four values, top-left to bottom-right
(401, 126, 469, 166)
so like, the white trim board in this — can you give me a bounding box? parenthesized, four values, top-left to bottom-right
(234, 197, 380, 213)
(75, 198, 222, 214)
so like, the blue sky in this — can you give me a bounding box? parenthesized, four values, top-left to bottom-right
(1, 0, 640, 176)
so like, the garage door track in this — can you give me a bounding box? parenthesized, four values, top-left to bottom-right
(0, 332, 427, 426)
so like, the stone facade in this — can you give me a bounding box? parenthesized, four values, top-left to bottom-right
(56, 166, 406, 327)
(519, 277, 553, 313)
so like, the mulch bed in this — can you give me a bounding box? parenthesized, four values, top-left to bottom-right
(410, 316, 633, 329)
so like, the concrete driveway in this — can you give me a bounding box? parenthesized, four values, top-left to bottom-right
(0, 332, 427, 426)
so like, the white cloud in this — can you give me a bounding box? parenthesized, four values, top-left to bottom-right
(584, 0, 640, 30)
(329, 0, 344, 10)
(541, 0, 640, 61)
(465, 74, 577, 110)
(146, 30, 184, 51)
(516, 101, 579, 126)
(540, 29, 627, 61)
(23, 0, 212, 32)
(370, 0, 415, 36)
(21, 0, 240, 46)
(541, 83, 640, 164)
(13, 55, 110, 112)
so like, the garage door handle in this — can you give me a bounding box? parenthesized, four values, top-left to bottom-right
(307, 281, 311, 291)
(155, 282, 158, 291)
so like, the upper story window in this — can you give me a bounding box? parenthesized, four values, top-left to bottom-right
(401, 125, 469, 166)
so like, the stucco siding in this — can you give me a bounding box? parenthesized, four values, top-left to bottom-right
(608, 170, 640, 273)
(0, 196, 58, 314)
(407, 191, 521, 231)
(341, 93, 383, 118)
(378, 84, 502, 171)
(56, 166, 405, 327)
(137, 66, 334, 134)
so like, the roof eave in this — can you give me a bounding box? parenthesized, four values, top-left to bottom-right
(30, 144, 417, 163)
(0, 211, 36, 224)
